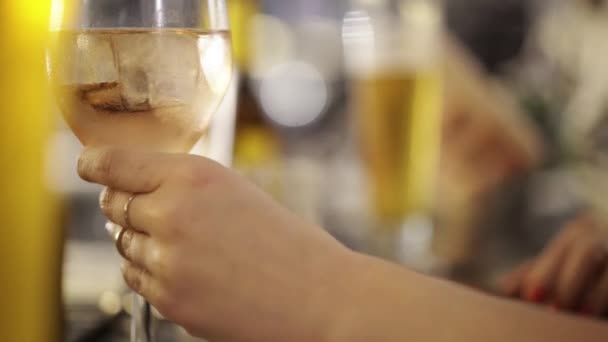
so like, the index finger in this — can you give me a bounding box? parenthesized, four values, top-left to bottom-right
(78, 147, 170, 193)
(499, 260, 533, 297)
(522, 219, 582, 302)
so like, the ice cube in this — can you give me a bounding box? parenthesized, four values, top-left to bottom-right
(111, 32, 201, 110)
(148, 33, 202, 109)
(117, 64, 151, 111)
(71, 34, 119, 85)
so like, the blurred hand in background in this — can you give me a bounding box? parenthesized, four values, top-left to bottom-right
(500, 214, 608, 317)
(440, 37, 543, 199)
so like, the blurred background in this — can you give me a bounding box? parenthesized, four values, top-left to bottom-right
(3, 0, 608, 341)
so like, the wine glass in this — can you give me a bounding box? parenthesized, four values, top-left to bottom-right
(46, 0, 233, 341)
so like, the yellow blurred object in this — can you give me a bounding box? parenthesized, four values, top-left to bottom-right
(343, 0, 444, 234)
(354, 69, 443, 224)
(233, 126, 283, 199)
(228, 0, 259, 70)
(234, 126, 280, 167)
(0, 1, 63, 342)
(229, 0, 283, 199)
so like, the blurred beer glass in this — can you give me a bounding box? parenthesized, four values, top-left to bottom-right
(343, 0, 444, 261)
(0, 2, 63, 342)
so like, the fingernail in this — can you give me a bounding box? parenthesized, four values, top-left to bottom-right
(105, 222, 116, 238)
(99, 188, 108, 209)
(528, 286, 546, 303)
(550, 302, 561, 311)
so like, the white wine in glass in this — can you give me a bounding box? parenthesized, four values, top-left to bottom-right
(47, 1, 233, 341)
(51, 28, 232, 152)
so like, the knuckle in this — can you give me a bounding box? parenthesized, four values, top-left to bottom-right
(143, 199, 166, 226)
(151, 247, 174, 279)
(173, 160, 200, 183)
(166, 201, 186, 225)
(158, 201, 184, 230)
(122, 264, 143, 293)
(120, 229, 136, 260)
(172, 157, 219, 187)
(148, 245, 163, 269)
(157, 200, 191, 238)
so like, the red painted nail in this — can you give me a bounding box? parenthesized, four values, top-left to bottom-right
(528, 286, 546, 303)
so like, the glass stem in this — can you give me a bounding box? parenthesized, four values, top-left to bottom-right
(132, 293, 155, 342)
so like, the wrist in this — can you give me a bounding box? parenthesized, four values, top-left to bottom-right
(319, 251, 428, 342)
(313, 250, 410, 342)
(273, 241, 367, 342)
(313, 249, 367, 342)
